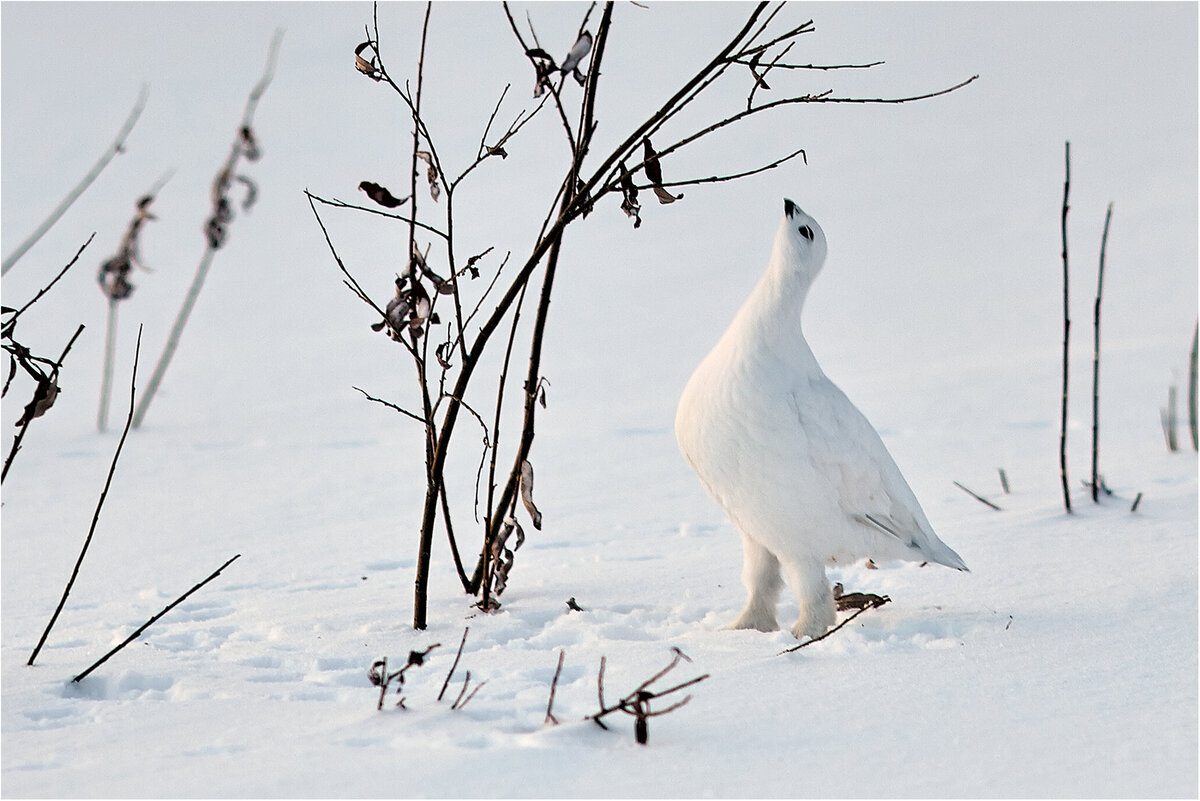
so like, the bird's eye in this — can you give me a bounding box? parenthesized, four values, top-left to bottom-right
(798, 225, 814, 241)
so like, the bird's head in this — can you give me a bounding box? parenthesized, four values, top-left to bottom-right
(773, 199, 828, 286)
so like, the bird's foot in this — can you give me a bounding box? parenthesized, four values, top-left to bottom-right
(724, 606, 779, 633)
(790, 598, 837, 640)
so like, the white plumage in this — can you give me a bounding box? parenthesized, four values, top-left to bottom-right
(675, 199, 967, 639)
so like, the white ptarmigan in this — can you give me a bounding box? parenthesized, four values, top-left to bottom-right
(675, 199, 967, 640)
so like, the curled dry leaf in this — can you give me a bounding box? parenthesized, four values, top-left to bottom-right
(354, 40, 383, 81)
(358, 180, 408, 209)
(463, 248, 491, 280)
(490, 516, 525, 596)
(435, 341, 454, 370)
(642, 139, 683, 205)
(525, 48, 557, 97)
(560, 30, 593, 85)
(618, 162, 642, 228)
(486, 144, 508, 160)
(414, 151, 440, 202)
(519, 459, 543, 530)
(235, 175, 258, 211)
(747, 52, 771, 90)
(98, 255, 134, 301)
(16, 376, 59, 427)
(371, 276, 411, 340)
(240, 126, 262, 161)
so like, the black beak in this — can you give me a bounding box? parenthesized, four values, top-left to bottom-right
(784, 198, 799, 218)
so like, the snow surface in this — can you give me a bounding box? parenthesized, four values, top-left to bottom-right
(2, 2, 1197, 797)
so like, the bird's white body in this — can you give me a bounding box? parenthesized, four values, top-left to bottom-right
(675, 200, 966, 639)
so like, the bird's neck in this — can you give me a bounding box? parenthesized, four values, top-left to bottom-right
(727, 261, 819, 374)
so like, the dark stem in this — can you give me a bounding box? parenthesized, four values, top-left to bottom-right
(1059, 141, 1072, 514)
(73, 553, 241, 682)
(545, 648, 565, 725)
(953, 480, 1002, 511)
(778, 598, 890, 654)
(1091, 202, 1112, 502)
(29, 327, 142, 666)
(1190, 322, 1198, 451)
(438, 626, 469, 701)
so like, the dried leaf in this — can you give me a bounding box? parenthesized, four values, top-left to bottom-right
(519, 459, 542, 530)
(618, 162, 642, 228)
(240, 126, 261, 160)
(652, 185, 682, 205)
(486, 144, 508, 160)
(463, 250, 490, 279)
(748, 52, 770, 90)
(642, 139, 683, 205)
(373, 277, 411, 340)
(415, 151, 440, 202)
(560, 30, 593, 77)
(16, 376, 59, 426)
(526, 48, 557, 97)
(358, 180, 408, 209)
(435, 341, 454, 370)
(205, 216, 227, 250)
(98, 256, 134, 301)
(368, 659, 387, 687)
(235, 174, 258, 211)
(354, 40, 383, 81)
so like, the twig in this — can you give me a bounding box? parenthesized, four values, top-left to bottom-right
(353, 386, 426, 424)
(97, 299, 120, 433)
(1163, 386, 1179, 451)
(1130, 492, 1143, 513)
(545, 649, 565, 725)
(1189, 323, 1198, 451)
(3, 235, 96, 335)
(998, 467, 1010, 494)
(29, 327, 143, 666)
(1058, 141, 1073, 513)
(1091, 202, 1113, 502)
(588, 648, 708, 744)
(438, 627, 469, 701)
(453, 678, 486, 710)
(779, 596, 890, 654)
(73, 552, 241, 682)
(953, 480, 1002, 511)
(132, 31, 283, 429)
(1, 87, 148, 276)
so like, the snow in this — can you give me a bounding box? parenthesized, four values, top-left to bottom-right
(2, 2, 1196, 797)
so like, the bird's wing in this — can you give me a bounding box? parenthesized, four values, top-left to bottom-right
(789, 381, 935, 553)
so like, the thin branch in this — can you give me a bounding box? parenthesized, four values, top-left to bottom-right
(353, 386, 426, 424)
(778, 596, 890, 654)
(306, 192, 448, 239)
(622, 147, 807, 193)
(2, 87, 147, 276)
(29, 327, 143, 666)
(953, 480, 1002, 511)
(1059, 141, 1072, 513)
(438, 627, 469, 701)
(73, 553, 242, 682)
(545, 648, 565, 725)
(1091, 202, 1113, 502)
(3, 234, 96, 335)
(731, 58, 885, 70)
(133, 32, 283, 429)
